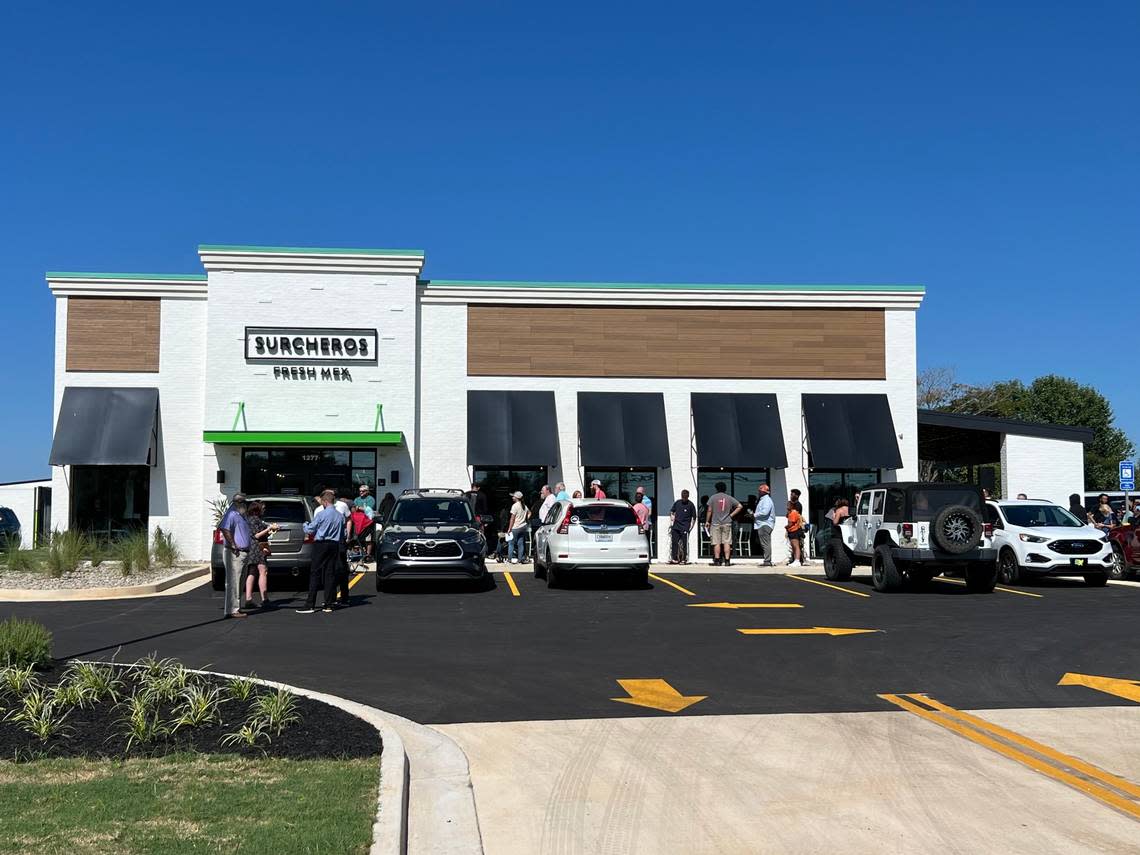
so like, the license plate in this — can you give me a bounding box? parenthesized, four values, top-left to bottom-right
(1071, 558, 1087, 567)
(594, 534, 613, 542)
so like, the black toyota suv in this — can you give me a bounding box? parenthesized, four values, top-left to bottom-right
(375, 489, 488, 590)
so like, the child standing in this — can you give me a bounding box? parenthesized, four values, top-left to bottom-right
(785, 500, 805, 567)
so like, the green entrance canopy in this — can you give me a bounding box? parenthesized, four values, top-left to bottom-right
(203, 430, 403, 446)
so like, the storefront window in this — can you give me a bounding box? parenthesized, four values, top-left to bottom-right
(695, 469, 771, 558)
(241, 448, 377, 498)
(471, 467, 549, 522)
(583, 469, 658, 556)
(70, 465, 150, 542)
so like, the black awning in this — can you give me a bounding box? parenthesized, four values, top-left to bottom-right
(467, 391, 559, 465)
(692, 393, 787, 469)
(577, 392, 669, 467)
(49, 387, 159, 466)
(803, 393, 902, 470)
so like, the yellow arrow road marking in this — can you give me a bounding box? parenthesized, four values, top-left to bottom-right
(880, 693, 1140, 819)
(784, 574, 871, 598)
(648, 572, 697, 597)
(687, 602, 803, 609)
(502, 571, 520, 597)
(1059, 672, 1140, 704)
(738, 627, 881, 636)
(611, 679, 706, 713)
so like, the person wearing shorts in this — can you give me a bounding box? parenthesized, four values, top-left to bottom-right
(705, 482, 742, 567)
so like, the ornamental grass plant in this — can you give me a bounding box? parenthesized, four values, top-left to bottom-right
(0, 617, 53, 670)
(113, 529, 151, 576)
(152, 526, 181, 568)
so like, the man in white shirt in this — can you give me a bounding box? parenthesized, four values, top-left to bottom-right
(538, 484, 557, 522)
(752, 484, 776, 566)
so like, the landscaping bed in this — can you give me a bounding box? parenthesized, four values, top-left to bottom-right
(0, 659, 381, 761)
(0, 561, 203, 591)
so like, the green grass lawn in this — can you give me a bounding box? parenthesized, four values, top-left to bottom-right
(0, 753, 378, 854)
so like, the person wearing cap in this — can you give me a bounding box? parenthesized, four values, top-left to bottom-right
(217, 494, 252, 619)
(354, 484, 376, 515)
(507, 490, 531, 564)
(591, 479, 607, 500)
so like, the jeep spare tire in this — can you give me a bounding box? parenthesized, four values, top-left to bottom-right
(931, 505, 983, 554)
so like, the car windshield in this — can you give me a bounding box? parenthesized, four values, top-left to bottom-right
(911, 489, 981, 522)
(1002, 504, 1083, 528)
(573, 505, 638, 526)
(259, 501, 308, 523)
(390, 499, 474, 526)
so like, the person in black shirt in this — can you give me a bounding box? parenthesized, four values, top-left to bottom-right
(669, 489, 698, 565)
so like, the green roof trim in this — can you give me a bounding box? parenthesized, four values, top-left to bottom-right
(47, 272, 208, 281)
(422, 279, 924, 292)
(198, 244, 425, 257)
(204, 430, 404, 446)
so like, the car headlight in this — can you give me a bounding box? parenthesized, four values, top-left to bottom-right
(1019, 533, 1048, 543)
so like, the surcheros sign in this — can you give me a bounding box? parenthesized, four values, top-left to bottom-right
(245, 327, 378, 365)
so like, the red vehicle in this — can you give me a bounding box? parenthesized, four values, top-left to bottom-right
(1108, 525, 1140, 579)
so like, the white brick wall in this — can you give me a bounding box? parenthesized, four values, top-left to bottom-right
(0, 480, 51, 549)
(1001, 434, 1085, 506)
(418, 302, 921, 559)
(51, 295, 209, 559)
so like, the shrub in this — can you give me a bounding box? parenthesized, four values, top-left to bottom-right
(0, 664, 39, 697)
(152, 526, 181, 568)
(4, 685, 72, 742)
(251, 687, 302, 736)
(0, 618, 53, 670)
(172, 684, 223, 731)
(118, 692, 170, 750)
(2, 540, 37, 574)
(226, 674, 258, 702)
(44, 530, 89, 577)
(113, 529, 151, 576)
(60, 661, 122, 703)
(221, 718, 270, 750)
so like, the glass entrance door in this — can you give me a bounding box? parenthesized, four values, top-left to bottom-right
(583, 469, 658, 556)
(241, 449, 378, 499)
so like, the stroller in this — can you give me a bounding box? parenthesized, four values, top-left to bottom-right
(348, 508, 376, 572)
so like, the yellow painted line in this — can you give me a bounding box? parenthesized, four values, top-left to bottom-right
(912, 693, 1140, 800)
(648, 572, 697, 597)
(933, 577, 1043, 598)
(784, 574, 871, 598)
(687, 602, 803, 609)
(738, 626, 880, 636)
(348, 572, 365, 589)
(880, 693, 1140, 820)
(502, 571, 521, 597)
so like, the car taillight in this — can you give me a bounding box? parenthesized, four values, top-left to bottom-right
(303, 532, 314, 544)
(902, 523, 913, 539)
(213, 530, 224, 545)
(983, 523, 994, 537)
(557, 506, 573, 535)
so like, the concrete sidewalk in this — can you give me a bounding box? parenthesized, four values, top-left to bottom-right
(437, 706, 1140, 855)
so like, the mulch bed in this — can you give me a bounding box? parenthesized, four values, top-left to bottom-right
(0, 663, 381, 762)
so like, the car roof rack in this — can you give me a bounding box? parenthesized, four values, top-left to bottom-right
(400, 488, 466, 496)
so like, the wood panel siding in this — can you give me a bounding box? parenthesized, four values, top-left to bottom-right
(66, 297, 161, 372)
(467, 306, 885, 379)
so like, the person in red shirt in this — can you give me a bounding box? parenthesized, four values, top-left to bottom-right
(786, 500, 805, 567)
(590, 479, 607, 499)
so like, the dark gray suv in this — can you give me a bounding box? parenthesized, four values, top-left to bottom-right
(0, 507, 21, 548)
(211, 496, 317, 590)
(375, 489, 488, 590)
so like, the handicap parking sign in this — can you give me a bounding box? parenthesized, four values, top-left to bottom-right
(1121, 460, 1135, 491)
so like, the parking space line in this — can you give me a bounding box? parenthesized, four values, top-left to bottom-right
(932, 577, 1043, 598)
(648, 572, 697, 597)
(348, 572, 365, 589)
(880, 693, 1140, 819)
(502, 571, 521, 597)
(784, 574, 870, 598)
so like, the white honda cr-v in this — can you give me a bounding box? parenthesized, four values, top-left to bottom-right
(985, 500, 1113, 587)
(533, 499, 650, 588)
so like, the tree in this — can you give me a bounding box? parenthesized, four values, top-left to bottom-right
(919, 370, 1135, 491)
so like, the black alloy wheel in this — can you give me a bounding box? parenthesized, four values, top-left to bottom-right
(932, 505, 984, 554)
(998, 549, 1020, 585)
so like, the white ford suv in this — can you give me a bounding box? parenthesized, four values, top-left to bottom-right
(985, 500, 1113, 587)
(533, 499, 650, 588)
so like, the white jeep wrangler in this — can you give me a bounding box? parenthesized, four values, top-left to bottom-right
(824, 482, 998, 593)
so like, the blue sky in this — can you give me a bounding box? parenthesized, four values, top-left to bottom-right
(1, 1, 1137, 483)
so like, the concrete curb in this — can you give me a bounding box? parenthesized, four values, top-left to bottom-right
(0, 566, 210, 602)
(90, 661, 410, 855)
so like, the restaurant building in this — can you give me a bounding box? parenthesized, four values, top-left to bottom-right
(46, 244, 926, 561)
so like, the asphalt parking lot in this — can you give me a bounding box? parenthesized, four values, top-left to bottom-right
(6, 568, 1139, 725)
